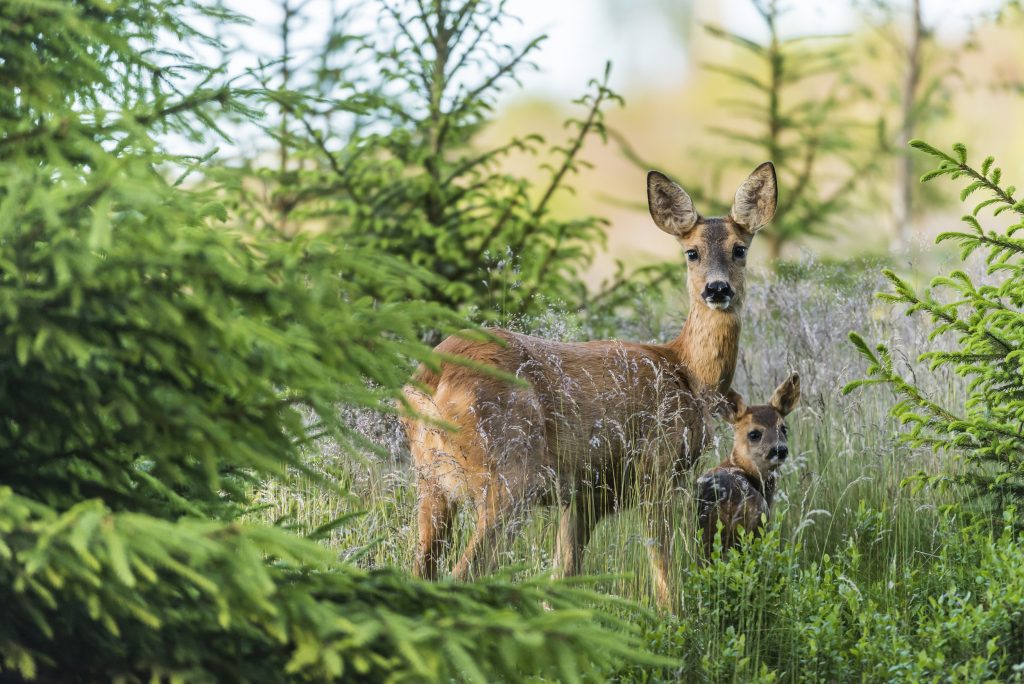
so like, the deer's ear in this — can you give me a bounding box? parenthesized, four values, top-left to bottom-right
(647, 171, 700, 237)
(718, 389, 747, 423)
(730, 162, 777, 233)
(769, 372, 801, 416)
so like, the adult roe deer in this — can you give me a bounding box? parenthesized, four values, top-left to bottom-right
(402, 163, 777, 607)
(697, 373, 800, 562)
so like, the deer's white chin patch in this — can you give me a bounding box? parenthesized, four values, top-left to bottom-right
(705, 299, 732, 311)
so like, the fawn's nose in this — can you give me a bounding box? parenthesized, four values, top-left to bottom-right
(702, 281, 734, 303)
(769, 445, 789, 462)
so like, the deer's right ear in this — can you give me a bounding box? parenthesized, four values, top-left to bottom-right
(770, 372, 801, 416)
(717, 389, 747, 423)
(730, 161, 777, 233)
(647, 171, 699, 237)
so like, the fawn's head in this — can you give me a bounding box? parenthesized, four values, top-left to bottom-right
(723, 373, 800, 479)
(647, 163, 777, 312)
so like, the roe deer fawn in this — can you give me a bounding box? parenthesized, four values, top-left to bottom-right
(697, 373, 800, 562)
(402, 163, 777, 608)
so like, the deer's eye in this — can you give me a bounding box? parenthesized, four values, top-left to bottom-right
(685, 249, 699, 262)
(747, 430, 762, 442)
(780, 424, 788, 436)
(733, 245, 747, 260)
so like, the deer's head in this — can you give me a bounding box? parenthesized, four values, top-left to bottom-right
(647, 162, 777, 312)
(722, 373, 800, 479)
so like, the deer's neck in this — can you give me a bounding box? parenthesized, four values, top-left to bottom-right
(669, 303, 741, 395)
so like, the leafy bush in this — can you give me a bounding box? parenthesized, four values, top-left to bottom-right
(846, 140, 1024, 508)
(612, 511, 1024, 683)
(0, 1, 659, 680)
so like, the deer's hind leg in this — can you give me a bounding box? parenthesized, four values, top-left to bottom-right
(641, 462, 689, 611)
(413, 482, 455, 580)
(451, 483, 527, 581)
(449, 383, 549, 580)
(554, 488, 610, 578)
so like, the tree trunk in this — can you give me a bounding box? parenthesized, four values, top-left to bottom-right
(893, 0, 922, 252)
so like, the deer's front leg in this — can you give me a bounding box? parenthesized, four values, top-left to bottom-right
(647, 542, 674, 611)
(553, 497, 604, 577)
(643, 497, 679, 612)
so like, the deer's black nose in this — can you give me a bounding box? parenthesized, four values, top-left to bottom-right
(769, 445, 788, 461)
(703, 281, 734, 302)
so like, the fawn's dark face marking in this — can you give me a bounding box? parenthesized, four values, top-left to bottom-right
(647, 163, 777, 312)
(733, 406, 790, 477)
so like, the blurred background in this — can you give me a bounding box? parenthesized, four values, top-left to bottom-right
(224, 0, 1024, 286)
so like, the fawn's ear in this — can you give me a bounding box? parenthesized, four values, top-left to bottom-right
(730, 162, 777, 233)
(647, 170, 700, 237)
(718, 389, 747, 423)
(769, 372, 801, 416)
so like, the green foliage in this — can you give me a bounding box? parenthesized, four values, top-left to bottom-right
(0, 0, 451, 521)
(254, 256, 1018, 682)
(613, 511, 1024, 683)
(0, 1, 660, 680)
(845, 140, 1024, 506)
(244, 0, 631, 324)
(697, 0, 879, 259)
(0, 486, 667, 682)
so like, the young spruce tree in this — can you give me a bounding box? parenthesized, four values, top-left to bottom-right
(254, 0, 626, 324)
(675, 0, 878, 259)
(847, 140, 1024, 511)
(0, 1, 660, 680)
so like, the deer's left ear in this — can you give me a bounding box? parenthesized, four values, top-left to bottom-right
(730, 162, 777, 233)
(769, 372, 801, 416)
(717, 389, 747, 423)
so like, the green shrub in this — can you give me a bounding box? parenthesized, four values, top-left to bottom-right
(0, 1, 660, 680)
(612, 512, 1024, 683)
(846, 140, 1024, 509)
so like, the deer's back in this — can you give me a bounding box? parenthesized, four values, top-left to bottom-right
(406, 328, 713, 500)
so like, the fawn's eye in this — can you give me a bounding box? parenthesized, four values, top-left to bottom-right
(747, 430, 762, 442)
(685, 249, 699, 262)
(733, 245, 747, 260)
(780, 424, 788, 436)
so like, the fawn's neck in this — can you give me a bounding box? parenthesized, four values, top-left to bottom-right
(669, 302, 741, 395)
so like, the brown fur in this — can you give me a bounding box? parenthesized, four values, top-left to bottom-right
(697, 373, 801, 561)
(403, 164, 777, 608)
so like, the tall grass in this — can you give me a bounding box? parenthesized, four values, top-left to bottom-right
(250, 259, 1024, 681)
(256, 259, 959, 567)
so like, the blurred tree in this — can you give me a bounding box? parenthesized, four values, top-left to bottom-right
(0, 0, 658, 679)
(891, 0, 925, 251)
(697, 0, 880, 260)
(988, 1, 1024, 94)
(857, 0, 959, 251)
(859, 1, 1024, 251)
